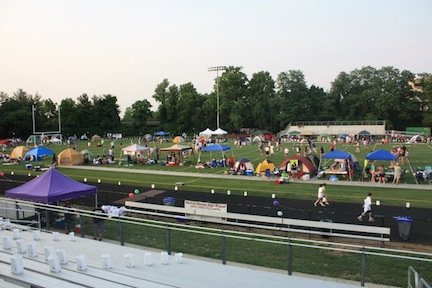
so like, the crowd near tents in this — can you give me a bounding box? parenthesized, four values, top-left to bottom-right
(2, 126, 412, 183)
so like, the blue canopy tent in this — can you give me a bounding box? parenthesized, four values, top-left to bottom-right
(322, 150, 351, 160)
(24, 147, 56, 163)
(358, 130, 371, 135)
(366, 149, 397, 161)
(154, 131, 169, 136)
(364, 149, 399, 182)
(321, 150, 355, 180)
(154, 131, 170, 142)
(198, 144, 232, 167)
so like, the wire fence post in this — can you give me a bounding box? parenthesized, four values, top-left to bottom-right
(79, 215, 84, 238)
(361, 246, 366, 287)
(120, 220, 125, 246)
(166, 225, 171, 255)
(288, 238, 293, 275)
(221, 232, 227, 265)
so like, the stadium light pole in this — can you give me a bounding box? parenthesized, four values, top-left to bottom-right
(208, 66, 225, 129)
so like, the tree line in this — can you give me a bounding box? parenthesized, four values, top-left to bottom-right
(1, 66, 431, 139)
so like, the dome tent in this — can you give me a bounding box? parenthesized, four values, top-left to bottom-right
(173, 136, 186, 143)
(279, 156, 317, 178)
(10, 146, 29, 160)
(58, 148, 84, 166)
(143, 134, 153, 142)
(81, 149, 94, 161)
(24, 147, 55, 162)
(233, 158, 254, 174)
(256, 159, 276, 175)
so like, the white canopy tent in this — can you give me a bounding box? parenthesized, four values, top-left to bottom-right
(121, 144, 149, 156)
(213, 128, 228, 135)
(199, 128, 215, 135)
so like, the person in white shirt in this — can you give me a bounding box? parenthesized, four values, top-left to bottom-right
(284, 147, 289, 157)
(358, 193, 374, 222)
(314, 183, 326, 207)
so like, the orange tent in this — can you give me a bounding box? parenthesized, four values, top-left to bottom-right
(58, 148, 84, 166)
(10, 146, 29, 160)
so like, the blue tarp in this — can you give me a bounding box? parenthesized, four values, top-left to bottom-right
(366, 149, 397, 161)
(201, 144, 231, 152)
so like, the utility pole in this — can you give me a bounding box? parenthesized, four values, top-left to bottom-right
(208, 66, 226, 129)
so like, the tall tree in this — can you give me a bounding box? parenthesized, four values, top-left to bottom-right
(152, 79, 170, 124)
(59, 98, 79, 137)
(129, 99, 152, 134)
(76, 94, 94, 136)
(218, 66, 249, 131)
(329, 66, 419, 129)
(413, 73, 432, 127)
(248, 71, 275, 131)
(0, 89, 41, 137)
(275, 70, 309, 127)
(175, 82, 204, 134)
(92, 94, 121, 136)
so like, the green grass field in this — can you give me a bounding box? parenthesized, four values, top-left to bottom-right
(2, 139, 432, 208)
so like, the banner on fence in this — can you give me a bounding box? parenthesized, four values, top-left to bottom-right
(184, 200, 227, 221)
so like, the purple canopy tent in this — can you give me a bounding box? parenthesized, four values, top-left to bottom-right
(5, 167, 97, 203)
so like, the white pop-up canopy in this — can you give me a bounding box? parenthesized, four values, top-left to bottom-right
(213, 128, 228, 135)
(121, 144, 149, 155)
(199, 128, 215, 135)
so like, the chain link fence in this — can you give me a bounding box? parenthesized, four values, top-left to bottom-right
(2, 199, 431, 288)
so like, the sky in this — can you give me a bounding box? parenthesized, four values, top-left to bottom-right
(1, 0, 431, 117)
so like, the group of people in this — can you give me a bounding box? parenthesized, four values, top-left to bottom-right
(367, 161, 403, 184)
(0, 152, 11, 163)
(258, 142, 275, 157)
(313, 184, 375, 222)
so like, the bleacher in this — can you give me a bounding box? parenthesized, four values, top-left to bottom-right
(0, 226, 358, 288)
(278, 120, 386, 136)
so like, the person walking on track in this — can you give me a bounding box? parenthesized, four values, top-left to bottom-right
(314, 183, 326, 207)
(358, 192, 374, 222)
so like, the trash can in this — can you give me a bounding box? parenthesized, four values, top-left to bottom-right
(396, 216, 413, 240)
(320, 219, 333, 238)
(163, 197, 175, 206)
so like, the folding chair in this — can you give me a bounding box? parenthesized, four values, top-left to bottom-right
(265, 169, 272, 181)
